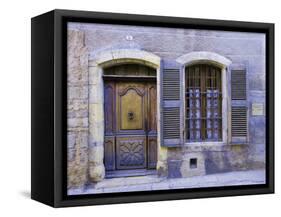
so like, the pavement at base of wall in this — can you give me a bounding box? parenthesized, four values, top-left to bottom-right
(68, 169, 266, 195)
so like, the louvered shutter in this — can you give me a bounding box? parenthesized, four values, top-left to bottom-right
(161, 60, 183, 147)
(230, 65, 248, 143)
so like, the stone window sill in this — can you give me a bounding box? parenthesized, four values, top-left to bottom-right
(183, 141, 227, 151)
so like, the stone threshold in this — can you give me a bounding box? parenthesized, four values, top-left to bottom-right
(68, 169, 266, 195)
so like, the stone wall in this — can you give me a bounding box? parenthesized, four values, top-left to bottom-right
(67, 29, 89, 188)
(67, 22, 266, 183)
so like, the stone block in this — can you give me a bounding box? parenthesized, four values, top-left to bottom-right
(88, 145, 104, 164)
(89, 103, 104, 122)
(67, 85, 88, 99)
(167, 147, 182, 160)
(67, 29, 88, 89)
(226, 145, 249, 170)
(180, 152, 206, 178)
(186, 37, 262, 56)
(204, 151, 230, 174)
(89, 83, 104, 104)
(67, 131, 88, 149)
(89, 122, 104, 145)
(158, 146, 168, 162)
(67, 133, 76, 149)
(89, 164, 105, 182)
(247, 55, 265, 74)
(248, 147, 266, 169)
(67, 148, 76, 162)
(67, 99, 88, 118)
(68, 29, 85, 51)
(68, 55, 88, 83)
(67, 131, 89, 165)
(168, 160, 182, 178)
(79, 147, 89, 163)
(67, 161, 88, 188)
(249, 117, 266, 144)
(67, 70, 88, 86)
(156, 160, 168, 177)
(68, 146, 88, 164)
(67, 117, 88, 128)
(249, 73, 265, 91)
(88, 66, 102, 85)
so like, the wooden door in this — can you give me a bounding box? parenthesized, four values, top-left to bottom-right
(104, 80, 157, 173)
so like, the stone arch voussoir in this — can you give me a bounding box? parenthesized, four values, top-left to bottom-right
(176, 51, 232, 68)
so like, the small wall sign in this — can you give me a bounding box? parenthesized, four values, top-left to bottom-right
(252, 103, 264, 116)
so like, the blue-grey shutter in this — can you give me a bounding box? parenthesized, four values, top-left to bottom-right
(161, 60, 183, 147)
(230, 64, 248, 143)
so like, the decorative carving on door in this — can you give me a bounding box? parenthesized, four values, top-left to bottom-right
(117, 139, 146, 168)
(118, 85, 145, 131)
(104, 83, 115, 135)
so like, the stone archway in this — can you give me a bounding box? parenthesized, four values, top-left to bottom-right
(88, 49, 164, 182)
(176, 51, 232, 68)
(176, 51, 232, 144)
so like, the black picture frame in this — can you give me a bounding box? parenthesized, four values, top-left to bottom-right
(31, 9, 274, 207)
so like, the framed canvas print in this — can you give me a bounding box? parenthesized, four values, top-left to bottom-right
(31, 9, 274, 207)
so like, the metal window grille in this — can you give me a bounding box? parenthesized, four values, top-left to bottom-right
(185, 64, 222, 141)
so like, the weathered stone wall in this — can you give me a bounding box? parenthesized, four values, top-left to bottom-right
(67, 29, 89, 188)
(67, 22, 266, 182)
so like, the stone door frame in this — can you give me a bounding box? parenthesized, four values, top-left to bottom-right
(87, 49, 165, 182)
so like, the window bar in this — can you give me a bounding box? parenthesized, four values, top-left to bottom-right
(217, 67, 222, 139)
(206, 66, 210, 139)
(215, 67, 218, 140)
(211, 66, 215, 139)
(193, 67, 196, 140)
(202, 65, 208, 140)
(187, 68, 189, 140)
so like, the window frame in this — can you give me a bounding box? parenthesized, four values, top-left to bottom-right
(185, 64, 223, 142)
(182, 62, 230, 146)
(176, 53, 232, 147)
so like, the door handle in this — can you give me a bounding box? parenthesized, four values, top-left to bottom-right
(128, 111, 134, 121)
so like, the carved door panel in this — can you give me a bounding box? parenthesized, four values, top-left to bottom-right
(116, 82, 146, 133)
(104, 82, 116, 171)
(104, 80, 157, 171)
(116, 137, 146, 169)
(147, 83, 157, 169)
(116, 82, 147, 170)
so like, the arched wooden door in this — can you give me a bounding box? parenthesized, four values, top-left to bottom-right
(103, 64, 157, 177)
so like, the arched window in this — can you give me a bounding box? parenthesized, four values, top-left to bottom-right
(185, 64, 222, 141)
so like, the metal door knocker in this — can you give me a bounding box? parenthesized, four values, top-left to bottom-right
(128, 111, 134, 120)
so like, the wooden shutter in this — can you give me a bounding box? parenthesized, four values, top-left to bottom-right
(231, 69, 246, 100)
(161, 60, 183, 147)
(231, 66, 248, 143)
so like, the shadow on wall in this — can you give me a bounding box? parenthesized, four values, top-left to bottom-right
(19, 191, 31, 199)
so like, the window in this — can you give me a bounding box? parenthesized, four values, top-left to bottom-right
(185, 64, 222, 142)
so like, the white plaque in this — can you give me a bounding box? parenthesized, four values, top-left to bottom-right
(126, 35, 133, 41)
(252, 103, 264, 116)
